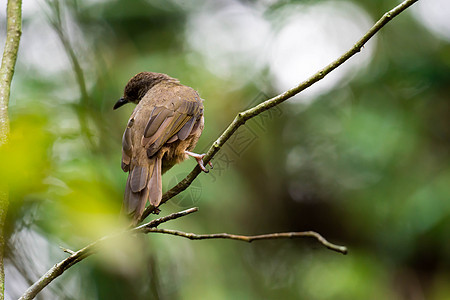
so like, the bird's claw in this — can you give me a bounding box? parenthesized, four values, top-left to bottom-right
(185, 151, 213, 173)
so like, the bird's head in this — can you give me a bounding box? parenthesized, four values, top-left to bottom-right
(113, 72, 176, 109)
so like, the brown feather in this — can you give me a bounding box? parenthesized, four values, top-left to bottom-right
(166, 134, 179, 144)
(148, 156, 162, 207)
(143, 107, 173, 138)
(142, 116, 175, 149)
(121, 126, 133, 171)
(142, 104, 195, 155)
(130, 165, 148, 193)
(177, 117, 196, 140)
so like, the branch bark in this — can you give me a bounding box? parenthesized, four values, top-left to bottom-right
(19, 0, 419, 299)
(139, 0, 420, 222)
(0, 0, 23, 299)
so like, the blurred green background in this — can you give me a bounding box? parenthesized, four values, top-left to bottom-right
(1, 0, 450, 299)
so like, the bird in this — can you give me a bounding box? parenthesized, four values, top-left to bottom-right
(113, 72, 209, 224)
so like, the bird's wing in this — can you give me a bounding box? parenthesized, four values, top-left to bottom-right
(141, 94, 203, 158)
(121, 118, 134, 172)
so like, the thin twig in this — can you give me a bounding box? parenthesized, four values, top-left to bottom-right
(139, 0, 420, 222)
(133, 207, 199, 232)
(144, 228, 348, 255)
(58, 246, 75, 255)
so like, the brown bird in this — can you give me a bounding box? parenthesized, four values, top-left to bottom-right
(114, 72, 209, 223)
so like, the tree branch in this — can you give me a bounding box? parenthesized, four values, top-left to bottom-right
(0, 0, 23, 299)
(144, 228, 348, 255)
(139, 0, 420, 222)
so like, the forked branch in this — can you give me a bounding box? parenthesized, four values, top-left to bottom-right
(19, 207, 345, 300)
(19, 208, 199, 300)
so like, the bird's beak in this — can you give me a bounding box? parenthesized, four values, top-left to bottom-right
(113, 97, 128, 110)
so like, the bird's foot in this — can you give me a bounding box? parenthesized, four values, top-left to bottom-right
(185, 151, 213, 173)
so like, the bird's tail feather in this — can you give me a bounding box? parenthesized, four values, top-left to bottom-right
(123, 156, 162, 224)
(148, 156, 162, 207)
